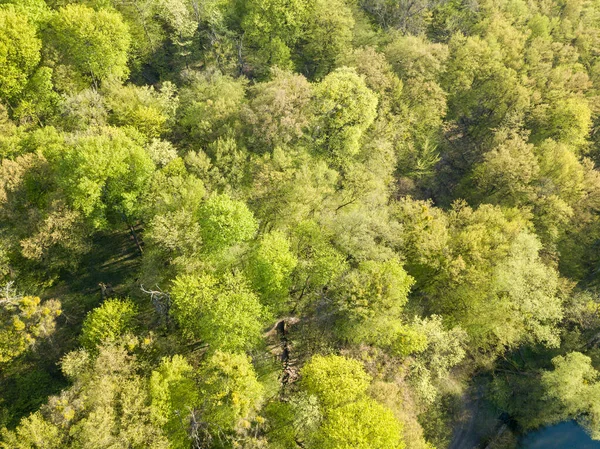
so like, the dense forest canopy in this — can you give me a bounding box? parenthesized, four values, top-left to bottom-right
(1, 0, 600, 447)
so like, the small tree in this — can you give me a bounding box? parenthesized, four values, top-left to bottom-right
(0, 283, 61, 365)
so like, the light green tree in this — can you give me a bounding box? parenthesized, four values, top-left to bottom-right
(47, 4, 131, 89)
(298, 0, 355, 79)
(443, 32, 530, 142)
(542, 352, 600, 439)
(241, 0, 312, 75)
(0, 6, 41, 102)
(300, 354, 370, 408)
(44, 127, 156, 230)
(298, 355, 405, 449)
(247, 230, 297, 312)
(150, 355, 198, 449)
(316, 399, 405, 449)
(177, 71, 247, 148)
(170, 272, 266, 351)
(394, 198, 564, 355)
(196, 350, 264, 434)
(330, 258, 423, 355)
(313, 68, 377, 163)
(103, 80, 178, 138)
(197, 193, 257, 253)
(80, 298, 137, 351)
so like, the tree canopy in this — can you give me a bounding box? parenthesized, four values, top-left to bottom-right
(2, 0, 600, 447)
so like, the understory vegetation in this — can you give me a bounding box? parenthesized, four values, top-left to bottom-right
(2, 0, 600, 447)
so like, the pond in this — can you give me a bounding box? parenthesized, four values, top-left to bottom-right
(520, 422, 600, 449)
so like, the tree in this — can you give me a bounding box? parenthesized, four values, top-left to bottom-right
(530, 96, 592, 147)
(298, 0, 355, 80)
(197, 193, 258, 253)
(56, 88, 108, 131)
(150, 355, 198, 449)
(196, 351, 264, 435)
(170, 272, 266, 351)
(409, 315, 467, 404)
(11, 66, 60, 125)
(343, 46, 403, 110)
(542, 352, 600, 438)
(332, 258, 413, 322)
(247, 149, 338, 229)
(247, 230, 297, 312)
(240, 0, 313, 75)
(0, 147, 94, 278)
(243, 68, 313, 151)
(300, 355, 370, 408)
(46, 4, 131, 89)
(313, 68, 378, 164)
(177, 71, 247, 148)
(394, 198, 564, 355)
(290, 220, 347, 305)
(0, 6, 41, 102)
(443, 32, 530, 142)
(80, 298, 137, 351)
(103, 81, 178, 138)
(44, 127, 156, 229)
(330, 258, 423, 355)
(315, 399, 405, 449)
(1, 411, 62, 449)
(383, 35, 447, 180)
(469, 130, 539, 206)
(0, 284, 61, 365)
(298, 355, 405, 449)
(358, 0, 443, 34)
(2, 344, 169, 448)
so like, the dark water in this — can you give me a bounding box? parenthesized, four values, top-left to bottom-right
(520, 422, 600, 448)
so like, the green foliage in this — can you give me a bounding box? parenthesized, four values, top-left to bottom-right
(330, 259, 421, 355)
(542, 352, 600, 438)
(395, 198, 563, 355)
(46, 4, 131, 89)
(333, 258, 413, 321)
(171, 273, 266, 351)
(197, 193, 258, 252)
(470, 131, 539, 206)
(313, 68, 377, 161)
(177, 71, 247, 148)
(80, 298, 136, 351)
(2, 345, 169, 448)
(247, 230, 297, 311)
(291, 220, 347, 295)
(0, 6, 41, 102)
(150, 355, 197, 449)
(103, 81, 178, 138)
(196, 350, 264, 433)
(298, 354, 406, 449)
(244, 68, 313, 150)
(409, 315, 467, 404)
(241, 0, 312, 75)
(300, 355, 370, 407)
(299, 0, 355, 79)
(315, 399, 405, 449)
(0, 290, 61, 364)
(44, 127, 156, 229)
(4, 0, 600, 447)
(11, 66, 60, 124)
(443, 32, 529, 139)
